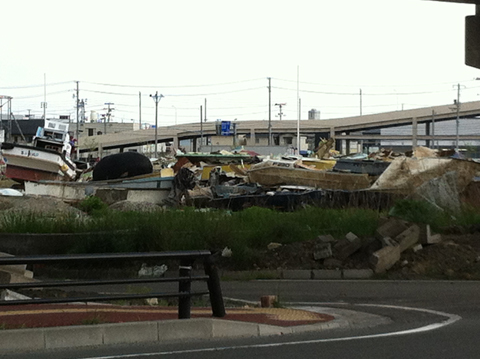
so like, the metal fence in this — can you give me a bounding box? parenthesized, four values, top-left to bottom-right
(0, 250, 226, 319)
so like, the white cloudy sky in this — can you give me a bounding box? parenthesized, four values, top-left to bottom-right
(0, 0, 479, 127)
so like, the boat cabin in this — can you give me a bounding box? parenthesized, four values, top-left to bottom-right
(33, 120, 72, 157)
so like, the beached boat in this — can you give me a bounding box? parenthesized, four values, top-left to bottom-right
(246, 164, 372, 191)
(24, 172, 174, 203)
(332, 158, 391, 176)
(1, 120, 76, 183)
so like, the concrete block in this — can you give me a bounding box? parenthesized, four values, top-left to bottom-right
(312, 270, 342, 279)
(334, 237, 362, 261)
(44, 325, 103, 349)
(345, 232, 359, 242)
(343, 269, 374, 279)
(0, 252, 27, 275)
(157, 318, 213, 341)
(419, 224, 442, 245)
(370, 245, 401, 274)
(6, 271, 38, 284)
(313, 242, 332, 260)
(317, 234, 336, 243)
(396, 224, 420, 252)
(103, 321, 158, 345)
(375, 218, 410, 240)
(380, 236, 398, 247)
(0, 328, 45, 353)
(413, 244, 423, 252)
(282, 270, 312, 279)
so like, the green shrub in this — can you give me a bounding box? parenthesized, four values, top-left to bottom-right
(388, 199, 448, 229)
(77, 196, 109, 216)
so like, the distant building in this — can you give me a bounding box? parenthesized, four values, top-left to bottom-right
(308, 109, 321, 120)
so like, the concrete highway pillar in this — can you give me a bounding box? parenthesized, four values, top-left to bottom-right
(425, 122, 431, 148)
(412, 117, 418, 149)
(173, 136, 180, 152)
(250, 128, 255, 145)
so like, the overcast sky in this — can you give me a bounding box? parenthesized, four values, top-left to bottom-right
(0, 0, 479, 127)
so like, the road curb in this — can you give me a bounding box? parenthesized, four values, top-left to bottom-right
(222, 269, 374, 280)
(0, 313, 348, 353)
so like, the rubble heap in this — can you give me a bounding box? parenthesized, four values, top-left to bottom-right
(254, 217, 480, 280)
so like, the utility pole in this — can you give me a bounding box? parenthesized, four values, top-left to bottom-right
(200, 105, 203, 151)
(268, 77, 272, 146)
(139, 92, 142, 130)
(359, 88, 363, 116)
(296, 66, 300, 155)
(150, 92, 164, 158)
(42, 73, 47, 120)
(75, 81, 79, 146)
(275, 103, 286, 121)
(172, 105, 177, 125)
(455, 83, 460, 151)
(104, 102, 115, 135)
(204, 98, 207, 123)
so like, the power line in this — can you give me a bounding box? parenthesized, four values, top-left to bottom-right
(0, 81, 73, 90)
(82, 78, 264, 88)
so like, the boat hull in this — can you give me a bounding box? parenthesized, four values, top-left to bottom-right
(1, 143, 76, 183)
(247, 166, 372, 191)
(24, 175, 174, 203)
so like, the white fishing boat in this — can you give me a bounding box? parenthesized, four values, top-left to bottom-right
(1, 120, 77, 183)
(24, 172, 174, 203)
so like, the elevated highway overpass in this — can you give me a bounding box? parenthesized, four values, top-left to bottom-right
(78, 100, 480, 156)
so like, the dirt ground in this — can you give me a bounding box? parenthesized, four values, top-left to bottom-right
(245, 231, 480, 280)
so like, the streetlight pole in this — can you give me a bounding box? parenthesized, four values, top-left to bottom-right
(150, 91, 164, 158)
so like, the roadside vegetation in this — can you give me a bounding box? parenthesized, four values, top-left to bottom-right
(0, 196, 479, 270)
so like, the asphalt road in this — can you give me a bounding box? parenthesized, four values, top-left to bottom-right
(3, 280, 480, 359)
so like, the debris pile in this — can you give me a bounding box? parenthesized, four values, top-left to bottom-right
(256, 217, 480, 279)
(161, 146, 480, 212)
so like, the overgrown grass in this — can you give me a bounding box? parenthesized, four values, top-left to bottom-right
(1, 196, 479, 270)
(388, 199, 480, 232)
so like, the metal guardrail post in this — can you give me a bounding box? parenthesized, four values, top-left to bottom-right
(204, 254, 226, 318)
(178, 259, 193, 319)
